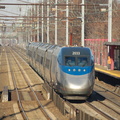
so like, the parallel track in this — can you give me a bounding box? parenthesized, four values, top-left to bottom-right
(6, 47, 28, 119)
(85, 102, 114, 120)
(94, 83, 120, 106)
(6, 47, 52, 120)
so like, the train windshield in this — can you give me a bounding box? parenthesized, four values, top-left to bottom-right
(77, 57, 88, 67)
(65, 56, 88, 67)
(65, 57, 76, 66)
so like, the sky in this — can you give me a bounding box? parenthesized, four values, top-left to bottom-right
(0, 0, 40, 16)
(0, 0, 41, 25)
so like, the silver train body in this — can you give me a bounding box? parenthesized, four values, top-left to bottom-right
(26, 42, 95, 100)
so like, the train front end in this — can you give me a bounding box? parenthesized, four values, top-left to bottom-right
(57, 47, 95, 100)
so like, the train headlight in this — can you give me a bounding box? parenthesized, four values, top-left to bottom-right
(83, 69, 86, 72)
(68, 69, 71, 71)
(73, 69, 76, 71)
(78, 69, 81, 72)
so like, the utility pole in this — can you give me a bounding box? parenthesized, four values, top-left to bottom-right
(37, 2, 40, 42)
(55, 0, 57, 45)
(66, 0, 69, 45)
(108, 0, 112, 42)
(47, 0, 49, 43)
(107, 0, 113, 69)
(30, 8, 33, 41)
(41, 0, 44, 42)
(81, 0, 84, 46)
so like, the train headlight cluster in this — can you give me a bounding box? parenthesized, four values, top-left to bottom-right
(68, 69, 86, 72)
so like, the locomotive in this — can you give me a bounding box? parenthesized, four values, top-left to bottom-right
(26, 42, 95, 100)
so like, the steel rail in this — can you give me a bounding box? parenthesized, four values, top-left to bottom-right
(5, 47, 29, 120)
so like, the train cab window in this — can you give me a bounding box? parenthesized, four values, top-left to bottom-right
(77, 57, 88, 67)
(65, 57, 75, 66)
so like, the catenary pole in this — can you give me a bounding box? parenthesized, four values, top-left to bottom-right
(81, 0, 84, 46)
(41, 0, 44, 42)
(47, 0, 49, 43)
(55, 0, 57, 45)
(37, 1, 40, 42)
(66, 0, 69, 45)
(108, 0, 112, 43)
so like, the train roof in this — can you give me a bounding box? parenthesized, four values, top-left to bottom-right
(28, 42, 91, 54)
(28, 42, 60, 50)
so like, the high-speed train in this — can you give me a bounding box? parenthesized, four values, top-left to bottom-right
(26, 42, 95, 100)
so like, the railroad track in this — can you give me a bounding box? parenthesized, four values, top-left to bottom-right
(6, 47, 53, 120)
(12, 46, 28, 62)
(85, 100, 120, 120)
(94, 83, 120, 106)
(71, 89, 120, 120)
(84, 83, 120, 120)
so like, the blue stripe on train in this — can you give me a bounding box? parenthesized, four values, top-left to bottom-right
(59, 65, 94, 75)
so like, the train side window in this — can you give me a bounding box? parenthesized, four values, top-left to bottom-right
(41, 57, 43, 64)
(34, 52, 35, 58)
(36, 55, 40, 62)
(28, 50, 31, 56)
(65, 57, 75, 66)
(46, 59, 50, 68)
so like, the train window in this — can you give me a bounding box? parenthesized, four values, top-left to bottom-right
(65, 57, 75, 66)
(77, 57, 88, 67)
(28, 50, 31, 56)
(34, 52, 35, 58)
(36, 55, 40, 62)
(46, 59, 50, 68)
(41, 57, 43, 64)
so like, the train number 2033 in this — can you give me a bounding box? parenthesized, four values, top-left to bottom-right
(72, 52, 80, 55)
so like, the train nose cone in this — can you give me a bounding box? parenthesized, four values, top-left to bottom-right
(64, 73, 93, 90)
